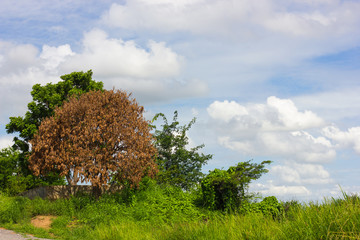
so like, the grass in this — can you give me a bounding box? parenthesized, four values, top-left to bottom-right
(1, 183, 360, 240)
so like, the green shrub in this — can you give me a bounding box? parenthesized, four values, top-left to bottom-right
(201, 160, 271, 211)
(0, 194, 30, 224)
(239, 196, 283, 219)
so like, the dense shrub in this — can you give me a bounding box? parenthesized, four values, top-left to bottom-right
(201, 160, 271, 211)
(240, 196, 284, 219)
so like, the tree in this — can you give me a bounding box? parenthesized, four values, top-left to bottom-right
(201, 160, 271, 211)
(0, 147, 28, 195)
(5, 70, 103, 187)
(152, 111, 212, 190)
(29, 89, 158, 197)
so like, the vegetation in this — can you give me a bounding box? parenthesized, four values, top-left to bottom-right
(1, 71, 358, 239)
(152, 111, 212, 190)
(5, 70, 104, 190)
(29, 89, 158, 196)
(0, 147, 29, 195)
(201, 160, 271, 211)
(1, 183, 360, 239)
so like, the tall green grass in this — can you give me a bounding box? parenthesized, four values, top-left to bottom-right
(1, 187, 360, 240)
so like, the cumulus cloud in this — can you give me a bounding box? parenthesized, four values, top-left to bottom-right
(0, 29, 207, 106)
(204, 95, 360, 199)
(207, 97, 335, 163)
(322, 126, 360, 154)
(56, 29, 208, 103)
(40, 44, 74, 72)
(208, 96, 325, 131)
(271, 163, 332, 185)
(207, 96, 339, 198)
(61, 29, 183, 79)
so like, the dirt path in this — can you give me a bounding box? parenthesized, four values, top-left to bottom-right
(0, 216, 56, 240)
(0, 228, 53, 240)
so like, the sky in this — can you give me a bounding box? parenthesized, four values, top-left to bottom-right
(1, 0, 360, 202)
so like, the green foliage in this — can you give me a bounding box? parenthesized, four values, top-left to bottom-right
(152, 111, 212, 190)
(4, 70, 103, 189)
(0, 147, 32, 195)
(6, 70, 103, 153)
(2, 192, 360, 239)
(201, 160, 271, 211)
(0, 194, 29, 224)
(240, 196, 284, 219)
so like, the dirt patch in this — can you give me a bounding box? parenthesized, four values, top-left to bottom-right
(31, 216, 57, 230)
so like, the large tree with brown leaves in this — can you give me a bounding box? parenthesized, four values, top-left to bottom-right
(29, 89, 158, 195)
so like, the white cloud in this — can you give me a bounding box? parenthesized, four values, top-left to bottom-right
(322, 126, 360, 154)
(57, 29, 208, 103)
(207, 100, 249, 123)
(267, 96, 325, 130)
(0, 136, 13, 149)
(218, 131, 335, 163)
(207, 96, 324, 131)
(0, 42, 39, 74)
(252, 181, 311, 197)
(271, 163, 332, 185)
(0, 29, 209, 128)
(102, 0, 360, 48)
(207, 96, 335, 163)
(40, 44, 74, 72)
(61, 29, 183, 79)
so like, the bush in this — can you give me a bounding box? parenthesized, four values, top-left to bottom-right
(201, 160, 271, 211)
(0, 194, 30, 224)
(240, 196, 284, 219)
(0, 147, 29, 195)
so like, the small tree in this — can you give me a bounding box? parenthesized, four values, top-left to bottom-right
(201, 160, 271, 211)
(29, 89, 158, 197)
(152, 111, 212, 190)
(0, 147, 29, 195)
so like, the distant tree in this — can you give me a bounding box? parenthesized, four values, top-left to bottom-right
(152, 111, 212, 190)
(29, 89, 158, 197)
(201, 160, 271, 211)
(5, 70, 103, 187)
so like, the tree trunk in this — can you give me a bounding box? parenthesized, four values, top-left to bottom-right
(92, 185, 102, 199)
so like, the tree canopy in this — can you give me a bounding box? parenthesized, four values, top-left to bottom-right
(152, 111, 212, 190)
(4, 70, 103, 188)
(201, 160, 272, 211)
(29, 89, 158, 195)
(6, 70, 103, 154)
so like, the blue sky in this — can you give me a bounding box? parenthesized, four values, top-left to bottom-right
(1, 0, 360, 201)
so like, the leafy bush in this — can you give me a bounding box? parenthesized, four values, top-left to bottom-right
(0, 147, 30, 195)
(240, 196, 284, 219)
(0, 194, 29, 224)
(201, 160, 271, 211)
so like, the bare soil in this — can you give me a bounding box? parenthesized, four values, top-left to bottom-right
(30, 215, 57, 230)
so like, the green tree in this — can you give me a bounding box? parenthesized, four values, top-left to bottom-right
(152, 111, 212, 190)
(5, 70, 103, 187)
(201, 160, 271, 211)
(0, 147, 32, 195)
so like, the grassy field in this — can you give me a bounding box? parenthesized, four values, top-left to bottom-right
(1, 181, 360, 240)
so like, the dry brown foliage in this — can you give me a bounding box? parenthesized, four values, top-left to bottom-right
(29, 89, 158, 191)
